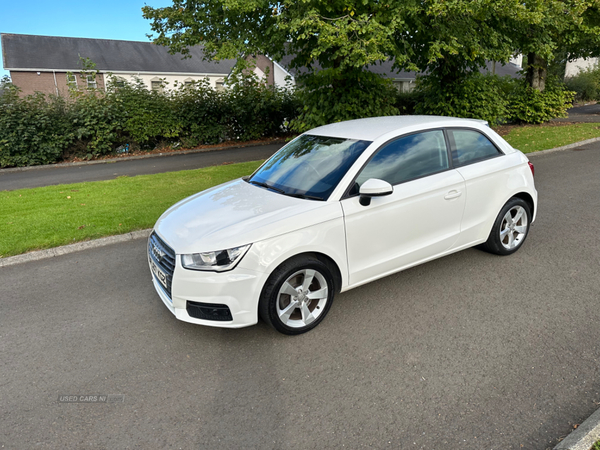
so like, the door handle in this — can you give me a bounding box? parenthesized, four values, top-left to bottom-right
(444, 190, 462, 200)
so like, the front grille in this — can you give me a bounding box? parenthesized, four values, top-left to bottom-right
(187, 301, 233, 321)
(148, 232, 176, 297)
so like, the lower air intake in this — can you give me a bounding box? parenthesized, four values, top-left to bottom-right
(186, 301, 233, 322)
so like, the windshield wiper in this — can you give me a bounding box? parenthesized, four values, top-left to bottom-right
(249, 180, 286, 194)
(285, 192, 324, 201)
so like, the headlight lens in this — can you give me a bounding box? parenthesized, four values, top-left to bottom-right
(181, 244, 251, 272)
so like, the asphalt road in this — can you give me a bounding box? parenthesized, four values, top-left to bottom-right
(1, 144, 599, 449)
(553, 103, 600, 123)
(0, 143, 283, 191)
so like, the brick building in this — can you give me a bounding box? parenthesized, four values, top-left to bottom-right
(1, 33, 236, 96)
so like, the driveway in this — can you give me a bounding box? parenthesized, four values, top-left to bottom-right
(1, 143, 599, 449)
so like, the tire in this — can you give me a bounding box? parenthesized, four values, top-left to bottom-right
(481, 197, 532, 256)
(259, 255, 336, 335)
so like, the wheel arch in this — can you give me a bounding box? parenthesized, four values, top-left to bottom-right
(266, 251, 343, 294)
(512, 191, 535, 218)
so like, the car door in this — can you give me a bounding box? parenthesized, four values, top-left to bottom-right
(446, 128, 516, 247)
(341, 130, 466, 287)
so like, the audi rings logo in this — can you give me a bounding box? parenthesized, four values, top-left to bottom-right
(151, 243, 165, 261)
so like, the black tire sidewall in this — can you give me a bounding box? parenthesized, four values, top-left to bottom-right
(259, 256, 335, 335)
(486, 197, 532, 256)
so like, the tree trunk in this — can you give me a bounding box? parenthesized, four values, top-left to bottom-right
(525, 52, 547, 91)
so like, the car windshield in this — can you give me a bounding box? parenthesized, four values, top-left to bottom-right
(248, 135, 371, 200)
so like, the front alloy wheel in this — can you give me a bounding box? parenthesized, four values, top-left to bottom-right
(259, 256, 335, 335)
(276, 269, 329, 329)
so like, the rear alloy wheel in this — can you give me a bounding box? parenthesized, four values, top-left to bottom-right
(482, 197, 531, 256)
(259, 256, 335, 335)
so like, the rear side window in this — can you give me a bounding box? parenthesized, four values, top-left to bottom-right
(355, 130, 449, 189)
(449, 129, 502, 167)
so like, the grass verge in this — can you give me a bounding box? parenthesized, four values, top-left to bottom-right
(500, 122, 600, 153)
(0, 160, 263, 258)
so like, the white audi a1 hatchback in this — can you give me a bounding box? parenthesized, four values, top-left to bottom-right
(148, 116, 537, 334)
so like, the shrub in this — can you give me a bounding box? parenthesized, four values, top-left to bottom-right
(414, 73, 510, 126)
(171, 79, 228, 147)
(107, 77, 181, 149)
(0, 87, 74, 167)
(508, 77, 575, 124)
(394, 90, 420, 115)
(290, 69, 400, 132)
(68, 90, 124, 157)
(222, 70, 299, 140)
(565, 64, 600, 102)
(0, 73, 300, 168)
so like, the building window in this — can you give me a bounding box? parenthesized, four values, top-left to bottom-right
(87, 75, 97, 89)
(67, 73, 77, 88)
(113, 77, 126, 88)
(151, 80, 163, 92)
(215, 78, 225, 91)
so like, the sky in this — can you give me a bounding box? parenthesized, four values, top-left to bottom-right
(1, 0, 173, 78)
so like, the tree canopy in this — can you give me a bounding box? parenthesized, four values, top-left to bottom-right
(142, 0, 600, 126)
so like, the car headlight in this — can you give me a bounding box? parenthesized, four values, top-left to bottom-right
(181, 244, 251, 272)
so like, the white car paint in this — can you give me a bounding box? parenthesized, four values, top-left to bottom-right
(149, 116, 537, 329)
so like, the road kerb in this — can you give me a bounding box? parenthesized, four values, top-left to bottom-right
(555, 407, 600, 450)
(0, 229, 152, 267)
(526, 137, 600, 157)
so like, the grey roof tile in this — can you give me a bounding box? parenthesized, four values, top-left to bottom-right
(1, 34, 236, 75)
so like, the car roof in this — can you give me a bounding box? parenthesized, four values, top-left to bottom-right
(307, 116, 488, 141)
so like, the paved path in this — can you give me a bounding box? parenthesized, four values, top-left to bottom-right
(553, 103, 600, 123)
(0, 143, 283, 191)
(1, 143, 599, 449)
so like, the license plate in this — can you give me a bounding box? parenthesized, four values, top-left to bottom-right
(149, 256, 168, 290)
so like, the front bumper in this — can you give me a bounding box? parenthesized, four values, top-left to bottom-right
(149, 253, 265, 329)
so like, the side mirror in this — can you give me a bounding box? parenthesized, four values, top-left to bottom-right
(358, 178, 393, 206)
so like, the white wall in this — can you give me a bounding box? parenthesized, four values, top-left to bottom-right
(510, 55, 523, 67)
(565, 57, 599, 78)
(274, 63, 294, 89)
(103, 72, 228, 91)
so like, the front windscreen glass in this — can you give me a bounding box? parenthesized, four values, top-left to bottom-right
(248, 135, 371, 200)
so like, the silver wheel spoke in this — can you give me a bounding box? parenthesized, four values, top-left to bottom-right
(502, 211, 513, 226)
(500, 227, 510, 238)
(280, 282, 298, 297)
(300, 302, 315, 325)
(301, 269, 316, 291)
(514, 225, 527, 234)
(513, 207, 525, 223)
(278, 300, 299, 323)
(507, 231, 515, 248)
(306, 287, 327, 300)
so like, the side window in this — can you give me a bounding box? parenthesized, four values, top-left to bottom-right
(354, 130, 449, 190)
(450, 129, 502, 167)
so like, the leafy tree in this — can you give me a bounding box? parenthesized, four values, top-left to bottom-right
(142, 0, 415, 129)
(513, 0, 600, 91)
(142, 0, 599, 125)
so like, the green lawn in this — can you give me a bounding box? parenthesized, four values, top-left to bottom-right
(502, 123, 600, 153)
(0, 160, 263, 257)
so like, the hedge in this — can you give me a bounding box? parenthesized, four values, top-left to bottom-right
(0, 74, 299, 168)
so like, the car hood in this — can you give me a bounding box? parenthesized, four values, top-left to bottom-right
(154, 179, 343, 254)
